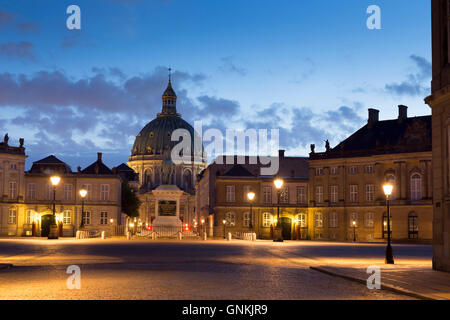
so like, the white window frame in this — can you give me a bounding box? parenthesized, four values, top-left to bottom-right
(349, 166, 358, 174)
(411, 174, 422, 201)
(280, 186, 289, 204)
(350, 185, 358, 203)
(314, 212, 323, 228)
(262, 212, 271, 227)
(82, 184, 92, 200)
(365, 184, 374, 202)
(64, 184, 73, 201)
(365, 165, 374, 174)
(365, 212, 374, 228)
(9, 181, 17, 199)
(316, 186, 324, 203)
(25, 210, 33, 224)
(329, 212, 338, 228)
(315, 168, 324, 176)
(297, 186, 307, 204)
(27, 183, 36, 201)
(330, 167, 338, 175)
(225, 212, 235, 227)
(330, 185, 338, 203)
(63, 210, 71, 225)
(226, 185, 235, 203)
(263, 186, 272, 204)
(8, 208, 17, 224)
(100, 211, 108, 225)
(297, 213, 307, 228)
(243, 212, 250, 227)
(82, 211, 91, 225)
(100, 184, 110, 201)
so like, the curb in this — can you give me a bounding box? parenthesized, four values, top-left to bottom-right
(309, 266, 435, 300)
(0, 263, 13, 270)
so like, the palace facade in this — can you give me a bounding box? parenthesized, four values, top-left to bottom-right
(425, 0, 450, 271)
(196, 107, 433, 242)
(0, 139, 122, 237)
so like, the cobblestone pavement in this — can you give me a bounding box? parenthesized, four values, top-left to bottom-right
(0, 238, 429, 300)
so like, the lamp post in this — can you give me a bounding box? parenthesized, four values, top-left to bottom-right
(247, 190, 255, 231)
(383, 183, 395, 264)
(79, 188, 87, 230)
(48, 176, 61, 239)
(273, 177, 284, 242)
(352, 220, 356, 242)
(222, 219, 227, 239)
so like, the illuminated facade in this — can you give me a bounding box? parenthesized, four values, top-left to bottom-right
(0, 142, 121, 237)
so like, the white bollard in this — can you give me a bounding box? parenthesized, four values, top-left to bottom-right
(126, 231, 131, 240)
(202, 232, 207, 241)
(152, 232, 157, 240)
(227, 232, 232, 241)
(76, 231, 80, 239)
(101, 231, 106, 239)
(252, 233, 257, 242)
(177, 232, 183, 240)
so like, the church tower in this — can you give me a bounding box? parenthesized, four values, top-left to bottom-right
(426, 0, 450, 272)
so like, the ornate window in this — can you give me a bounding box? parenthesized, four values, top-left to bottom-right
(411, 174, 422, 201)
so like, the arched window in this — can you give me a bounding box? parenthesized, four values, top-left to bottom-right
(411, 174, 422, 201)
(144, 169, 152, 186)
(183, 169, 192, 191)
(408, 212, 419, 239)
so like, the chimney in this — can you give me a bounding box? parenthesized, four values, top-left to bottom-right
(279, 150, 285, 158)
(77, 166, 81, 173)
(97, 152, 102, 162)
(368, 108, 379, 128)
(398, 105, 408, 122)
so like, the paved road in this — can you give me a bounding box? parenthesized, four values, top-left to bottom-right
(0, 239, 431, 300)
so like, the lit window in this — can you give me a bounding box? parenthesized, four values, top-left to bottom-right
(8, 208, 17, 224)
(297, 213, 307, 228)
(314, 212, 323, 228)
(225, 212, 235, 226)
(25, 210, 33, 224)
(63, 210, 71, 224)
(262, 213, 271, 227)
(280, 187, 289, 204)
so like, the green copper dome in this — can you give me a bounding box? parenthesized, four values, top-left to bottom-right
(131, 79, 203, 158)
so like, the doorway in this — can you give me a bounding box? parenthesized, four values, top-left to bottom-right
(41, 214, 53, 237)
(280, 217, 292, 240)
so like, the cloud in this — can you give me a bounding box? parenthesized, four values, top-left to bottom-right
(385, 55, 431, 97)
(0, 41, 35, 62)
(0, 10, 15, 28)
(16, 22, 39, 33)
(219, 56, 248, 76)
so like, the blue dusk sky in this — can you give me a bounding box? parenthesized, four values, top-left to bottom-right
(0, 0, 432, 169)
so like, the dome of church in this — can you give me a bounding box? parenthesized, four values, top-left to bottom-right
(131, 78, 203, 158)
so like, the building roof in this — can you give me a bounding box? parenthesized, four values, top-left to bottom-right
(222, 164, 255, 177)
(310, 111, 431, 160)
(81, 153, 114, 175)
(29, 155, 72, 174)
(114, 163, 138, 182)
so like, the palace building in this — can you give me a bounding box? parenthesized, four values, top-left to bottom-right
(127, 77, 207, 230)
(196, 106, 433, 242)
(0, 137, 122, 237)
(425, 0, 450, 271)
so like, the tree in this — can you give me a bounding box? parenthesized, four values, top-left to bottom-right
(121, 182, 141, 218)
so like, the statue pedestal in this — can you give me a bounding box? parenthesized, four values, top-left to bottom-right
(152, 185, 184, 230)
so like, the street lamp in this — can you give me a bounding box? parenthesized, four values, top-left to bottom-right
(383, 183, 395, 264)
(273, 177, 284, 242)
(222, 218, 227, 239)
(247, 190, 255, 231)
(79, 188, 87, 230)
(352, 220, 356, 242)
(48, 175, 61, 239)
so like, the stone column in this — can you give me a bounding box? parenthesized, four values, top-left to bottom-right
(420, 160, 427, 199)
(401, 161, 407, 200)
(427, 160, 433, 199)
